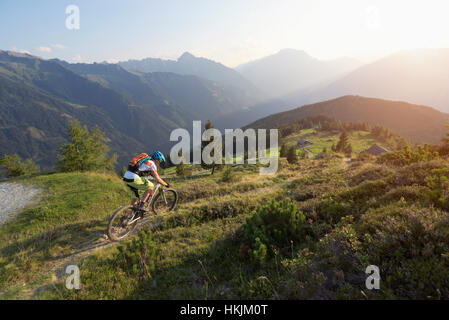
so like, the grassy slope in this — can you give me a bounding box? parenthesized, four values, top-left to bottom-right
(0, 130, 387, 298)
(0, 172, 129, 298)
(282, 128, 382, 155)
(1, 130, 448, 299)
(36, 156, 449, 300)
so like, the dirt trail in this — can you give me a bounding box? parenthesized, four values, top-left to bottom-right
(0, 182, 42, 224)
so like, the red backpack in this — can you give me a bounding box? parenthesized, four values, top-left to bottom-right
(127, 153, 151, 173)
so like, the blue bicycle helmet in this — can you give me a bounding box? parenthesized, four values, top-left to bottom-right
(151, 151, 166, 163)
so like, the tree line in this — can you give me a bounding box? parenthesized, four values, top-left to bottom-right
(1, 120, 116, 178)
(2, 118, 449, 178)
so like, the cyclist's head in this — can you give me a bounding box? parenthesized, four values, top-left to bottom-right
(151, 151, 166, 164)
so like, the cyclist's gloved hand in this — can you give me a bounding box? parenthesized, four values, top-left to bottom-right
(165, 183, 170, 188)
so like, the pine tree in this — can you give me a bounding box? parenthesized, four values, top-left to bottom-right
(201, 120, 222, 175)
(221, 165, 238, 182)
(331, 143, 336, 152)
(176, 159, 187, 176)
(336, 130, 352, 154)
(56, 120, 116, 172)
(280, 143, 288, 157)
(344, 143, 353, 156)
(287, 146, 298, 164)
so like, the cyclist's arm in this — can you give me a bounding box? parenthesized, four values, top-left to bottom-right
(151, 170, 168, 187)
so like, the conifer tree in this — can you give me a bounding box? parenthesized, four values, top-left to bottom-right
(287, 146, 298, 164)
(57, 120, 116, 172)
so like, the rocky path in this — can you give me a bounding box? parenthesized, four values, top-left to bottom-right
(0, 182, 42, 224)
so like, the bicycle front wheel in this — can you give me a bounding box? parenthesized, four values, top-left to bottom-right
(107, 205, 139, 241)
(152, 189, 178, 215)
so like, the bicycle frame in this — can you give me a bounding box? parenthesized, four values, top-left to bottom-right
(108, 181, 177, 241)
(125, 183, 161, 226)
(139, 182, 168, 208)
(135, 182, 158, 206)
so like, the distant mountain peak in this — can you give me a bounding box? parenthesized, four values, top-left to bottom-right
(277, 48, 310, 58)
(236, 48, 362, 98)
(1, 50, 37, 59)
(178, 51, 196, 61)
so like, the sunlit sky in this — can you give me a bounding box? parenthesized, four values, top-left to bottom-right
(1, 0, 448, 67)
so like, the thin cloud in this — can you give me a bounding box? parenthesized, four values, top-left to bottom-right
(37, 46, 52, 53)
(51, 44, 66, 50)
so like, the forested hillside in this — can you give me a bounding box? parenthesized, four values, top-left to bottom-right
(246, 95, 449, 144)
(2, 124, 448, 300)
(0, 51, 261, 169)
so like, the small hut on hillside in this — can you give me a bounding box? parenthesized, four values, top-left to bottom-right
(361, 144, 389, 156)
(296, 139, 312, 149)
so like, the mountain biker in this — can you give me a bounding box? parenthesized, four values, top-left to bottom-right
(123, 151, 169, 209)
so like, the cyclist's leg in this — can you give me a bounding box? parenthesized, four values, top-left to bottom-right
(140, 179, 155, 204)
(128, 177, 154, 205)
(124, 183, 140, 206)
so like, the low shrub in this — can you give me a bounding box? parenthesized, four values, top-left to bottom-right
(221, 166, 239, 183)
(425, 167, 449, 210)
(358, 204, 449, 299)
(241, 199, 306, 264)
(276, 217, 368, 299)
(377, 145, 439, 166)
(116, 230, 157, 278)
(394, 160, 449, 186)
(378, 185, 431, 205)
(349, 165, 395, 186)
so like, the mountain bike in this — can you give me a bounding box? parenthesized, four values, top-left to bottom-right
(107, 182, 178, 241)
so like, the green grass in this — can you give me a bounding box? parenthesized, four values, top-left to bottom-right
(0, 172, 129, 297)
(282, 129, 384, 156)
(2, 141, 449, 300)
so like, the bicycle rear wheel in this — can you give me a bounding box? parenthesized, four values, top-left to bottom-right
(152, 189, 178, 215)
(107, 205, 139, 241)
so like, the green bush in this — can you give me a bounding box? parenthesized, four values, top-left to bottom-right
(394, 160, 448, 186)
(349, 165, 394, 186)
(242, 199, 306, 264)
(277, 217, 367, 299)
(221, 165, 239, 183)
(358, 204, 449, 299)
(279, 143, 288, 158)
(314, 178, 392, 224)
(377, 144, 439, 166)
(378, 185, 431, 205)
(176, 160, 191, 177)
(425, 167, 449, 210)
(116, 230, 157, 277)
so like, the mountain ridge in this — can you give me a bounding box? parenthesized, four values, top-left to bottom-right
(118, 51, 261, 98)
(285, 48, 449, 113)
(235, 48, 362, 98)
(245, 95, 449, 144)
